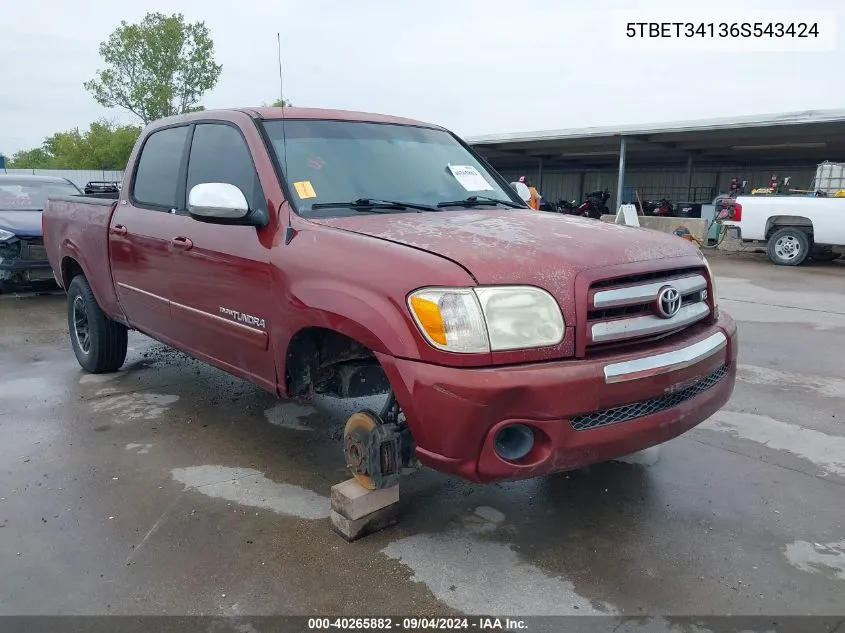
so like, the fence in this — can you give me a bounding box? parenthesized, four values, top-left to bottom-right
(622, 186, 716, 204)
(1, 168, 125, 190)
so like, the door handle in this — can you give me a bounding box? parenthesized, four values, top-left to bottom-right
(111, 225, 128, 236)
(170, 236, 193, 251)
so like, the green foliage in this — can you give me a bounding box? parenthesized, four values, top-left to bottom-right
(8, 120, 141, 170)
(8, 148, 53, 169)
(270, 98, 293, 107)
(84, 12, 222, 124)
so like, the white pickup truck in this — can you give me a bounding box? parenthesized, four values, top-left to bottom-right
(718, 195, 845, 266)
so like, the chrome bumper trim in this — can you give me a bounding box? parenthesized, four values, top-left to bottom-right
(603, 331, 727, 384)
(591, 302, 710, 344)
(592, 274, 707, 309)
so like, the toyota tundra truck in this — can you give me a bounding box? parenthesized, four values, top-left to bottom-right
(42, 107, 737, 489)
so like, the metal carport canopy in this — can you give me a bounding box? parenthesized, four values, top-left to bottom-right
(467, 108, 845, 171)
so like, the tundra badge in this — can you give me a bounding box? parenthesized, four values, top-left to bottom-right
(219, 307, 266, 329)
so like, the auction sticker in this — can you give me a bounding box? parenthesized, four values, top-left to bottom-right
(448, 164, 494, 191)
(293, 180, 317, 199)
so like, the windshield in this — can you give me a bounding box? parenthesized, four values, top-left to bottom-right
(261, 120, 524, 217)
(0, 179, 81, 210)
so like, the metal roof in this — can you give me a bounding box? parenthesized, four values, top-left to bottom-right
(468, 108, 845, 170)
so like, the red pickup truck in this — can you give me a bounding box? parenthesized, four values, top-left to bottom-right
(43, 107, 737, 490)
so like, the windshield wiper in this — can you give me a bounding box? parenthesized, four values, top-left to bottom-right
(436, 195, 524, 209)
(310, 198, 438, 213)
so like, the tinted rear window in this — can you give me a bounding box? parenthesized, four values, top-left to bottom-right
(132, 126, 190, 209)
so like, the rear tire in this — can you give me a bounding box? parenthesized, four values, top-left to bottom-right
(67, 275, 128, 373)
(767, 227, 810, 266)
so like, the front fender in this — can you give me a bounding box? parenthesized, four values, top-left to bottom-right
(282, 276, 421, 358)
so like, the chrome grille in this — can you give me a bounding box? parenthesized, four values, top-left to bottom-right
(587, 270, 710, 348)
(570, 364, 729, 431)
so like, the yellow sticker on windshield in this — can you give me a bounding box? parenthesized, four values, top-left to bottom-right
(293, 180, 316, 199)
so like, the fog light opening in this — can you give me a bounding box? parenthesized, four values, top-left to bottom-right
(493, 424, 535, 462)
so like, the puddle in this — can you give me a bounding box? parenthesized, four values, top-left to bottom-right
(702, 410, 845, 477)
(382, 509, 615, 616)
(461, 506, 506, 535)
(784, 539, 845, 581)
(171, 465, 329, 519)
(89, 393, 179, 421)
(264, 402, 317, 431)
(0, 376, 60, 400)
(125, 443, 153, 455)
(79, 373, 121, 385)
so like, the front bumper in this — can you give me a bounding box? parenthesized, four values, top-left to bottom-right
(0, 239, 55, 285)
(0, 259, 56, 284)
(378, 313, 737, 483)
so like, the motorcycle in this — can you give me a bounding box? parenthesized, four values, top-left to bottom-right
(555, 199, 579, 214)
(576, 190, 610, 220)
(653, 198, 675, 217)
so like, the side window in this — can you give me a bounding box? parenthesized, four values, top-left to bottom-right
(132, 126, 190, 209)
(187, 124, 262, 209)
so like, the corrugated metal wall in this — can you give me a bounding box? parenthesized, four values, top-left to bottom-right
(497, 165, 820, 204)
(3, 169, 125, 189)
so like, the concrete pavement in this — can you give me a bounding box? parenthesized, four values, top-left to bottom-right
(0, 253, 843, 617)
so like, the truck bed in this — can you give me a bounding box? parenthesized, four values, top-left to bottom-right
(42, 195, 124, 319)
(732, 194, 845, 245)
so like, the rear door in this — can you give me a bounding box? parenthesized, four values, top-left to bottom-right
(110, 125, 191, 339)
(158, 122, 276, 391)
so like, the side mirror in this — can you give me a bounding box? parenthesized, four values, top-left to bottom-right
(188, 183, 250, 221)
(510, 181, 532, 203)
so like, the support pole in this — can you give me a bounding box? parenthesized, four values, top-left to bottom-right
(615, 136, 627, 211)
(538, 158, 544, 192)
(686, 154, 694, 200)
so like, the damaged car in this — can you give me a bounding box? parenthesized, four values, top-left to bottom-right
(0, 175, 82, 292)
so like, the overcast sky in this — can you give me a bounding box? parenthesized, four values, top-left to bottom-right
(2, 0, 843, 155)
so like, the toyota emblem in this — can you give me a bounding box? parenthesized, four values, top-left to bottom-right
(655, 286, 682, 319)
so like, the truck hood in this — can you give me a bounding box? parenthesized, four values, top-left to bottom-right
(312, 210, 701, 291)
(0, 209, 42, 237)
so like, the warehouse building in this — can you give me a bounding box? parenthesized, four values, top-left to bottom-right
(468, 108, 845, 211)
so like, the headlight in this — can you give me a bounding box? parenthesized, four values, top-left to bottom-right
(407, 286, 565, 353)
(407, 288, 489, 353)
(0, 229, 15, 242)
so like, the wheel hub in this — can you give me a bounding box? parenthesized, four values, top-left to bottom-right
(343, 411, 403, 490)
(72, 295, 91, 354)
(775, 236, 801, 260)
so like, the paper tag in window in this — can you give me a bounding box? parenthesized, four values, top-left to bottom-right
(293, 180, 317, 199)
(447, 165, 494, 191)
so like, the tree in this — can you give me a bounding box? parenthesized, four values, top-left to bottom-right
(8, 148, 52, 169)
(270, 98, 293, 107)
(84, 12, 222, 124)
(8, 120, 141, 170)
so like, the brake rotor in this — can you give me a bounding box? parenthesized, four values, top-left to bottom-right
(343, 410, 403, 490)
(343, 411, 380, 490)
